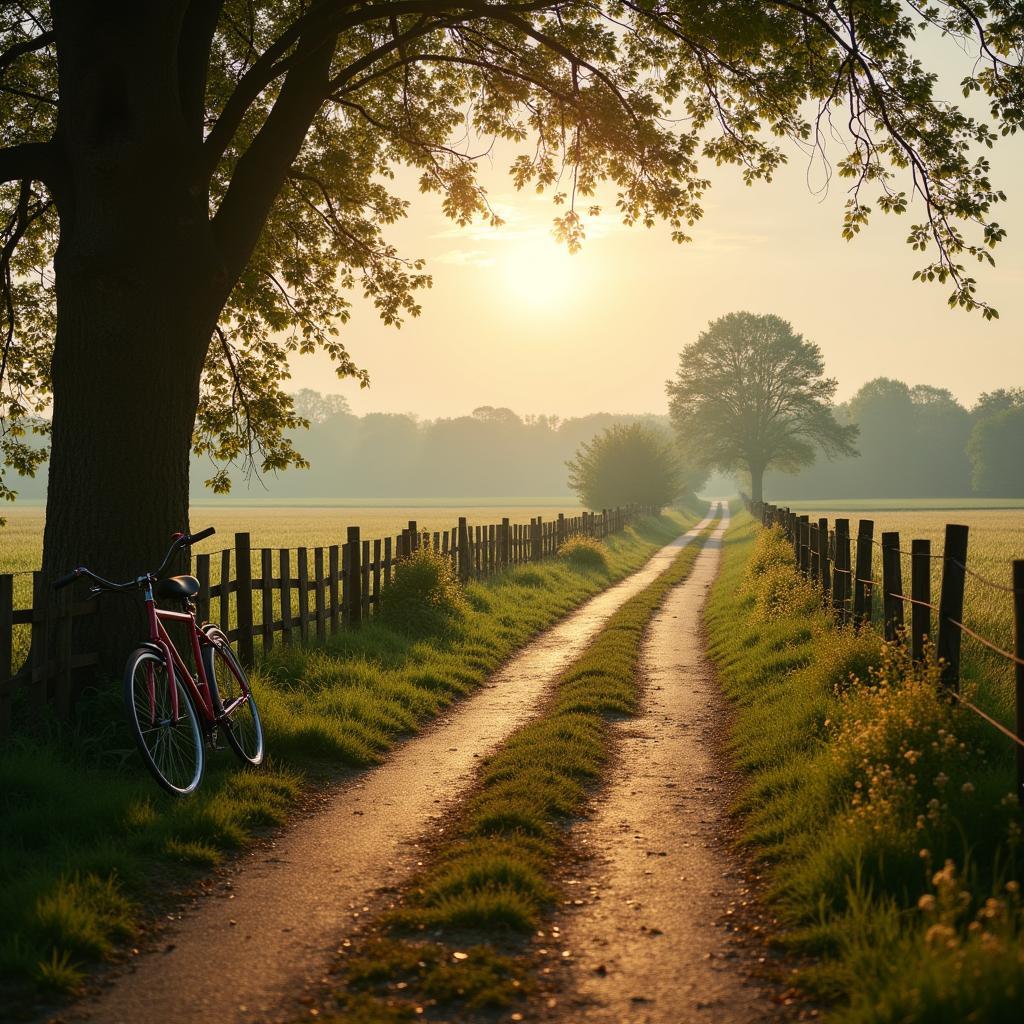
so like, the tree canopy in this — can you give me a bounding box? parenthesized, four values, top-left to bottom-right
(567, 421, 691, 510)
(666, 311, 857, 502)
(1, 1, 1023, 510)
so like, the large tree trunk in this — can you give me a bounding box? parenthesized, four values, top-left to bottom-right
(42, 257, 217, 670)
(41, 7, 224, 672)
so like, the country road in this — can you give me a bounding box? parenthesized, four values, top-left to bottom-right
(59, 507, 722, 1024)
(533, 507, 778, 1023)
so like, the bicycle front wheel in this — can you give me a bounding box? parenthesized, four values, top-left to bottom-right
(123, 648, 205, 796)
(202, 628, 264, 767)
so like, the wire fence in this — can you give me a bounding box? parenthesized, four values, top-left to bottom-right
(749, 499, 1024, 806)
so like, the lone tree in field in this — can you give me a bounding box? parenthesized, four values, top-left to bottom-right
(567, 423, 688, 511)
(666, 313, 857, 504)
(0, 4, 1021, 664)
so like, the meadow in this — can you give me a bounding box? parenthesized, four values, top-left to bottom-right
(0, 498, 586, 575)
(773, 502, 1024, 724)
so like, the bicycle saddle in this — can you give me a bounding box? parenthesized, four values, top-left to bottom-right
(155, 575, 201, 601)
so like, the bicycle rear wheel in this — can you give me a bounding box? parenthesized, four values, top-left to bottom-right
(123, 648, 205, 796)
(202, 628, 264, 767)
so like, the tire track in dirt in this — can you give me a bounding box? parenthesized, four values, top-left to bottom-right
(61, 510, 719, 1024)
(536, 508, 781, 1024)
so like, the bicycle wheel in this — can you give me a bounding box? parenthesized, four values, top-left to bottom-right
(123, 648, 205, 796)
(202, 628, 264, 767)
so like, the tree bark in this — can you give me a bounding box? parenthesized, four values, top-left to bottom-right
(41, 5, 225, 672)
(749, 464, 765, 504)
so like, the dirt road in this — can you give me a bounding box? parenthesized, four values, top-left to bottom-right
(63, 509, 719, 1024)
(538, 508, 778, 1023)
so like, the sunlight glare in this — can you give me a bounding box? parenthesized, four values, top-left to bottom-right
(499, 240, 580, 312)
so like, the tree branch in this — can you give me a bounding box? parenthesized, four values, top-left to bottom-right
(177, 0, 225, 136)
(0, 140, 59, 187)
(0, 27, 54, 78)
(211, 23, 338, 288)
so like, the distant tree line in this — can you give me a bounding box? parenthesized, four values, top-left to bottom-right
(764, 379, 1024, 499)
(8, 392, 699, 504)
(189, 395, 679, 500)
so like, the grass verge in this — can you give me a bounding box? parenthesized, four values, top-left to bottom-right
(1, 506, 701, 1003)
(705, 512, 1024, 1023)
(309, 517, 717, 1023)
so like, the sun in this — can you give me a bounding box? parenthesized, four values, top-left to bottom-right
(499, 240, 580, 311)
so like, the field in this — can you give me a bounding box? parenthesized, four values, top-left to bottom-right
(773, 501, 1024, 724)
(1, 499, 592, 680)
(1, 498, 586, 577)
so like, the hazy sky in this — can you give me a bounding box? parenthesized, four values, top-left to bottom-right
(288, 40, 1024, 420)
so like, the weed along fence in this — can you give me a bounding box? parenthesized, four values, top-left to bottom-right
(0, 505, 649, 734)
(749, 499, 1024, 805)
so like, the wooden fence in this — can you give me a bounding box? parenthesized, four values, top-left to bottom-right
(750, 499, 1024, 805)
(0, 504, 650, 734)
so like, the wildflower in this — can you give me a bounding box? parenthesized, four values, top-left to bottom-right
(961, 782, 974, 795)
(934, 772, 949, 790)
(917, 894, 936, 912)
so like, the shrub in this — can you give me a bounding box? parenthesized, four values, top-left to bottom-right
(558, 536, 608, 573)
(566, 421, 692, 509)
(378, 547, 466, 637)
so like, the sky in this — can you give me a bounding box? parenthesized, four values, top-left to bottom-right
(287, 36, 1024, 421)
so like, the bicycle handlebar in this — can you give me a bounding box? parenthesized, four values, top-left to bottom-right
(53, 527, 217, 591)
(54, 570, 81, 590)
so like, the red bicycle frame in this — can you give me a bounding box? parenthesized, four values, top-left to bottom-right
(141, 579, 248, 726)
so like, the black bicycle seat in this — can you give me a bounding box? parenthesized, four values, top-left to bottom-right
(155, 575, 201, 601)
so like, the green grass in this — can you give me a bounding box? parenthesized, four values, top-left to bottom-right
(706, 513, 1024, 1023)
(313, 518, 716, 1023)
(0, 506, 698, 1004)
(766, 505, 1024, 728)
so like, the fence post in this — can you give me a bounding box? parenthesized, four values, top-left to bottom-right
(408, 520, 418, 551)
(853, 520, 874, 630)
(280, 549, 292, 645)
(314, 547, 326, 642)
(458, 517, 470, 582)
(881, 531, 905, 643)
(219, 549, 231, 635)
(557, 512, 566, 548)
(234, 533, 254, 664)
(937, 524, 969, 692)
(910, 539, 931, 663)
(818, 517, 831, 597)
(502, 517, 511, 567)
(533, 516, 543, 561)
(297, 547, 310, 642)
(833, 519, 851, 623)
(328, 545, 340, 634)
(1012, 560, 1024, 807)
(347, 526, 362, 627)
(29, 572, 48, 713)
(809, 523, 820, 580)
(0, 573, 12, 735)
(261, 548, 274, 653)
(799, 516, 810, 575)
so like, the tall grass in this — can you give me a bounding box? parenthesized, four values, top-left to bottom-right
(706, 514, 1024, 1022)
(0, 508, 695, 1002)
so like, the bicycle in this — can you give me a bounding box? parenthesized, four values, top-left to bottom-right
(55, 528, 264, 796)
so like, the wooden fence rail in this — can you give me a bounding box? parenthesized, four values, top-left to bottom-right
(749, 498, 1024, 805)
(0, 504, 650, 734)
